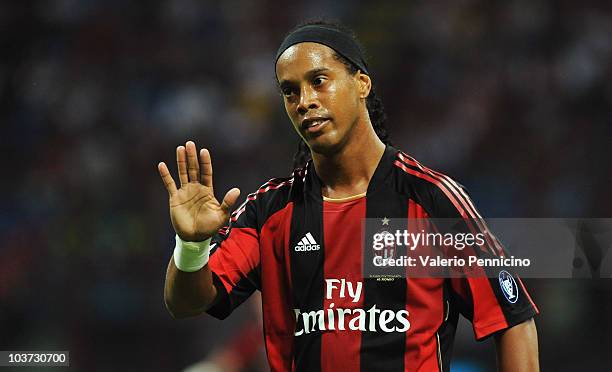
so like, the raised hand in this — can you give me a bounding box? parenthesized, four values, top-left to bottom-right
(158, 141, 240, 242)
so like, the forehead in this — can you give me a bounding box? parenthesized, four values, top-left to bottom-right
(275, 42, 343, 80)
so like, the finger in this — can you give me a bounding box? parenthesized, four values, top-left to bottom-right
(220, 188, 241, 214)
(158, 162, 178, 196)
(176, 146, 188, 186)
(199, 148, 213, 187)
(185, 141, 200, 183)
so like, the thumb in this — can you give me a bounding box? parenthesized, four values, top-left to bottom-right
(220, 188, 241, 214)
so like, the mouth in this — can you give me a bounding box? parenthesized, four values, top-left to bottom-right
(301, 117, 330, 134)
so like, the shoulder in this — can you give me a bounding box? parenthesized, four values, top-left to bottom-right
(229, 167, 305, 229)
(389, 148, 475, 218)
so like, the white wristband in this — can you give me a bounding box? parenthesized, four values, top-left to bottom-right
(173, 234, 211, 272)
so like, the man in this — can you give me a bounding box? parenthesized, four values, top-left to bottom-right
(158, 21, 540, 371)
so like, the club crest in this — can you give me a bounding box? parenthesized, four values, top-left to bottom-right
(498, 270, 518, 304)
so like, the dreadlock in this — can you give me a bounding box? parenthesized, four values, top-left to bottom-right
(286, 20, 392, 169)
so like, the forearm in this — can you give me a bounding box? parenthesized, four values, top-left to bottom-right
(495, 318, 540, 372)
(164, 257, 218, 318)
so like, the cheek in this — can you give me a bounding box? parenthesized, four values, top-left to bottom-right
(284, 101, 301, 130)
(283, 99, 294, 117)
(329, 84, 359, 121)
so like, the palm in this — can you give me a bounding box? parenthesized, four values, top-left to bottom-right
(158, 141, 241, 242)
(170, 183, 226, 241)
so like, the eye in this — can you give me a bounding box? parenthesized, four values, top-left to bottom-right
(281, 87, 295, 97)
(313, 76, 326, 86)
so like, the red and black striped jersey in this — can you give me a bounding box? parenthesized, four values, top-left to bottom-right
(206, 145, 539, 372)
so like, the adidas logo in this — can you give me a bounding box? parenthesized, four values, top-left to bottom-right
(294, 232, 321, 252)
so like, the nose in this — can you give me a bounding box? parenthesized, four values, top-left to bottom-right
(297, 85, 319, 115)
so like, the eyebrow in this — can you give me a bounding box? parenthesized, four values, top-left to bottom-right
(278, 67, 331, 89)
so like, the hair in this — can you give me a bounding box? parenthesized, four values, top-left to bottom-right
(282, 20, 392, 169)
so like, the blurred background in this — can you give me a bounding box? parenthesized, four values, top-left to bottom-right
(1, 0, 611, 370)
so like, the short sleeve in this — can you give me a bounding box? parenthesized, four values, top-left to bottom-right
(205, 198, 261, 320)
(430, 177, 539, 340)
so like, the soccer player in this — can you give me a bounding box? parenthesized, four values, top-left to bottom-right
(158, 21, 540, 372)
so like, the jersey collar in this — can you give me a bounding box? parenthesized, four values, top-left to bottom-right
(304, 145, 398, 200)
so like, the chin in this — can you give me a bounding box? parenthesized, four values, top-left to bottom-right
(307, 133, 345, 156)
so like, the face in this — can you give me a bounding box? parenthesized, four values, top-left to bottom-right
(275, 42, 371, 155)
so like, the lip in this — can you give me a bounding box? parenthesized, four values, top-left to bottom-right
(301, 117, 330, 134)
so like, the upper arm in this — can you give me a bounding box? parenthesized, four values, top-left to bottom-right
(205, 198, 261, 320)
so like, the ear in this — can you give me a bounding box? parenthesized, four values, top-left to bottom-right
(356, 71, 372, 99)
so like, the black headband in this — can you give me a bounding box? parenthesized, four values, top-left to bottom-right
(275, 25, 369, 75)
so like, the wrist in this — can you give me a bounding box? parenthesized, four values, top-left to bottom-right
(173, 234, 211, 272)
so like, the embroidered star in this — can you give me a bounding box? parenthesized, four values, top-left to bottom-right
(382, 217, 390, 225)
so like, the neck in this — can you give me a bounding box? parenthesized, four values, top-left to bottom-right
(312, 117, 386, 199)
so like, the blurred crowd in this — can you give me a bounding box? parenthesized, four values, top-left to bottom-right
(1, 0, 611, 370)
